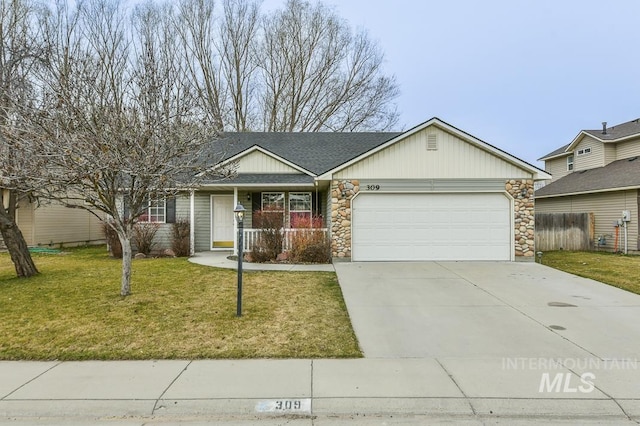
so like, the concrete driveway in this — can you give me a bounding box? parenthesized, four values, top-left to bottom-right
(333, 261, 640, 418)
(334, 261, 640, 360)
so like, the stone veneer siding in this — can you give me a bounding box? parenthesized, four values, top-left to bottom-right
(330, 178, 536, 260)
(507, 179, 535, 258)
(331, 180, 358, 258)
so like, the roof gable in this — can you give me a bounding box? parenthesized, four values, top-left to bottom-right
(540, 118, 640, 161)
(322, 117, 550, 180)
(226, 146, 312, 175)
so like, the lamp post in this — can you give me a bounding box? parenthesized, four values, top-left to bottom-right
(234, 203, 245, 317)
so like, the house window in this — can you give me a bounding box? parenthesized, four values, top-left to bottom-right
(140, 195, 166, 223)
(259, 192, 285, 228)
(261, 192, 285, 211)
(567, 155, 574, 171)
(289, 192, 312, 227)
(577, 148, 592, 156)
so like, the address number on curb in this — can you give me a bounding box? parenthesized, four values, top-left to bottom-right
(255, 398, 311, 413)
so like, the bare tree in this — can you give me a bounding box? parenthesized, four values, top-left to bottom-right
(177, 0, 399, 132)
(218, 0, 260, 131)
(175, 0, 225, 132)
(2, 0, 397, 283)
(27, 0, 231, 296)
(0, 0, 43, 278)
(258, 0, 399, 131)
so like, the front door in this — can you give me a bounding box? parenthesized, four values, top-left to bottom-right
(211, 195, 234, 249)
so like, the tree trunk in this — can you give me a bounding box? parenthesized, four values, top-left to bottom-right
(119, 235, 132, 296)
(0, 193, 39, 278)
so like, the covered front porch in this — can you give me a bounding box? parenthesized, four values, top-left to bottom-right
(187, 176, 330, 256)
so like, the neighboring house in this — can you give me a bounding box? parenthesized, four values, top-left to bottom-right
(0, 198, 105, 249)
(149, 117, 549, 261)
(536, 118, 640, 253)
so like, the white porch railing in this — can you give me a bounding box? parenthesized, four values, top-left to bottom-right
(242, 228, 328, 252)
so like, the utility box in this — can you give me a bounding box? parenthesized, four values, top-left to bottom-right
(622, 210, 631, 222)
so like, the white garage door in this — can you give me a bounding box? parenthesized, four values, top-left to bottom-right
(352, 193, 511, 261)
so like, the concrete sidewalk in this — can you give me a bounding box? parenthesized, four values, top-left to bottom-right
(1, 358, 639, 424)
(188, 251, 335, 272)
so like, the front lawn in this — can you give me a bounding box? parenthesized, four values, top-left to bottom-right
(0, 246, 361, 360)
(542, 250, 640, 295)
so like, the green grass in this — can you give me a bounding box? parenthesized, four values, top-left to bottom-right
(542, 250, 640, 295)
(0, 246, 361, 360)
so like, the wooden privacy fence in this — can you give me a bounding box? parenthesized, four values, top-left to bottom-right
(535, 213, 595, 251)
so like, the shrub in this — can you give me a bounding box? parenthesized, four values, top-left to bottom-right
(251, 208, 284, 262)
(171, 218, 191, 257)
(289, 215, 331, 263)
(133, 222, 160, 255)
(102, 221, 122, 259)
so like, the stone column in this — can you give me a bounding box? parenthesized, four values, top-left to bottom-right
(506, 179, 535, 259)
(330, 179, 359, 258)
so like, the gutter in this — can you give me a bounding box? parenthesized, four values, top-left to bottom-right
(535, 185, 640, 199)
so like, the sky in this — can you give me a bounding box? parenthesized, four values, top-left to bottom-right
(261, 0, 640, 167)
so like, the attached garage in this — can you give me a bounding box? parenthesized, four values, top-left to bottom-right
(317, 118, 551, 261)
(352, 192, 512, 261)
(319, 118, 551, 261)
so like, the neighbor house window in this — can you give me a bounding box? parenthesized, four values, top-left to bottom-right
(567, 155, 574, 171)
(577, 148, 591, 156)
(140, 195, 166, 223)
(289, 192, 312, 227)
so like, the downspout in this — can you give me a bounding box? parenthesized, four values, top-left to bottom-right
(315, 180, 319, 218)
(189, 190, 195, 256)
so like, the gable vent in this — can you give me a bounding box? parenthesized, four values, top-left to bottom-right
(426, 134, 438, 151)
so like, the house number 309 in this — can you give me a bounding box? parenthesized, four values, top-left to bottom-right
(366, 185, 380, 190)
(275, 400, 302, 410)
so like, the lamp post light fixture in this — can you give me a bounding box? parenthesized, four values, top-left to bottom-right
(234, 203, 246, 317)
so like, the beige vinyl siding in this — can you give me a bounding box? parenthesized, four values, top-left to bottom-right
(604, 144, 617, 165)
(573, 136, 604, 171)
(236, 150, 300, 174)
(335, 127, 533, 180)
(545, 157, 572, 182)
(33, 201, 104, 247)
(615, 138, 640, 160)
(15, 200, 35, 246)
(536, 190, 639, 251)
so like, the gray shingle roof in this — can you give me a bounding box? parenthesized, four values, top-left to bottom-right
(535, 156, 640, 197)
(539, 143, 571, 160)
(584, 118, 640, 140)
(203, 173, 314, 185)
(539, 118, 640, 160)
(218, 132, 401, 175)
